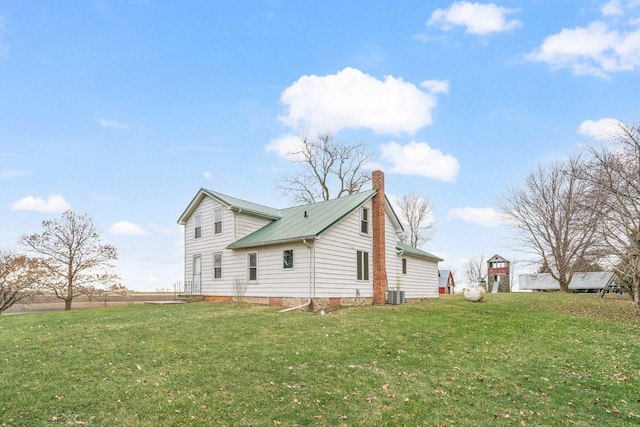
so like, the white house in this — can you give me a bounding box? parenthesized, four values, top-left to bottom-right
(177, 170, 443, 309)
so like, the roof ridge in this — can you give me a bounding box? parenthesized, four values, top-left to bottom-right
(203, 188, 280, 211)
(279, 189, 377, 212)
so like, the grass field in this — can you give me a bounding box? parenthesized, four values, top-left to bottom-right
(1, 293, 639, 426)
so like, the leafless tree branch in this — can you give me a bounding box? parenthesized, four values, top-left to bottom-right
(397, 193, 434, 247)
(279, 134, 373, 204)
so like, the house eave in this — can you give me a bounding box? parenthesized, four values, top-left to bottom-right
(227, 236, 317, 250)
(228, 205, 281, 220)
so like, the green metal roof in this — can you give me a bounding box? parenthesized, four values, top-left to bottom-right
(396, 241, 444, 262)
(228, 190, 377, 249)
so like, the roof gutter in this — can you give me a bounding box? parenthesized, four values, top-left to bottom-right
(228, 235, 317, 250)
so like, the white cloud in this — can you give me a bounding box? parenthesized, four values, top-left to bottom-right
(380, 141, 460, 183)
(10, 194, 71, 212)
(447, 206, 506, 227)
(265, 134, 306, 160)
(98, 118, 129, 130)
(278, 67, 448, 136)
(203, 171, 213, 180)
(428, 2, 521, 35)
(602, 0, 623, 16)
(527, 19, 640, 77)
(421, 79, 450, 94)
(577, 118, 624, 140)
(109, 221, 148, 236)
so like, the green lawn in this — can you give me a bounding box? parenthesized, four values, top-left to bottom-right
(1, 293, 639, 426)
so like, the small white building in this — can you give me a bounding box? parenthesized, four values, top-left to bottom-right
(518, 272, 614, 291)
(177, 171, 443, 309)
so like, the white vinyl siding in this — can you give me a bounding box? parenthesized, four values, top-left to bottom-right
(235, 213, 273, 240)
(184, 198, 232, 286)
(199, 243, 311, 298)
(386, 217, 438, 298)
(184, 195, 281, 291)
(397, 254, 439, 298)
(313, 200, 373, 298)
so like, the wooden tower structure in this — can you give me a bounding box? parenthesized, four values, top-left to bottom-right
(487, 254, 511, 293)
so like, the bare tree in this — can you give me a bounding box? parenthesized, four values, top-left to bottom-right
(464, 255, 486, 288)
(0, 251, 44, 314)
(233, 276, 247, 304)
(280, 133, 373, 204)
(500, 158, 601, 292)
(577, 121, 640, 307)
(18, 210, 120, 310)
(397, 193, 434, 247)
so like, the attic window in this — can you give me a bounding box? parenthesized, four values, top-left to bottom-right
(360, 207, 369, 234)
(194, 215, 202, 239)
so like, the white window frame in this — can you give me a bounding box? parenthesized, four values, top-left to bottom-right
(214, 209, 223, 235)
(356, 250, 369, 281)
(360, 207, 369, 235)
(194, 215, 202, 239)
(213, 252, 222, 279)
(248, 253, 258, 282)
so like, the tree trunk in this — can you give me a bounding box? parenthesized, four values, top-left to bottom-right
(65, 275, 73, 311)
(558, 278, 569, 293)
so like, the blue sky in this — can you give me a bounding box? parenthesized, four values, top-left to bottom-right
(2, 1, 640, 291)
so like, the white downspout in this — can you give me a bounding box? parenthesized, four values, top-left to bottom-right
(279, 239, 313, 313)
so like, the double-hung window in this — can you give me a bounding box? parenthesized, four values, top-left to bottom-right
(213, 253, 222, 279)
(360, 207, 369, 234)
(214, 209, 222, 235)
(194, 215, 202, 239)
(248, 253, 258, 281)
(356, 250, 369, 281)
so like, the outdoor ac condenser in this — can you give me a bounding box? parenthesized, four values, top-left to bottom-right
(387, 290, 406, 305)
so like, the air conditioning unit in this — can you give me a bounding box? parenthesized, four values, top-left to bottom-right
(387, 290, 405, 305)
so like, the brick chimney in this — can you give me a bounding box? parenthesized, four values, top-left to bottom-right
(372, 170, 387, 305)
